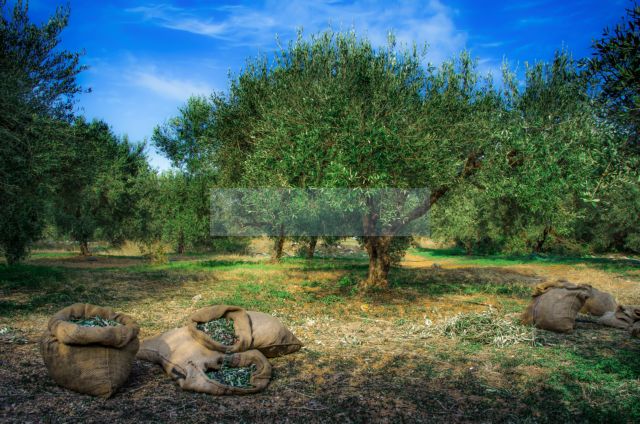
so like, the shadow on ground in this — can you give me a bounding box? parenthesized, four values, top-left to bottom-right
(2, 327, 639, 423)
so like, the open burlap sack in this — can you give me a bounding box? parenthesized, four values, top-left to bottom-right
(189, 305, 302, 357)
(137, 327, 271, 395)
(40, 303, 139, 398)
(580, 288, 617, 316)
(521, 280, 592, 333)
(598, 305, 640, 329)
(188, 305, 253, 353)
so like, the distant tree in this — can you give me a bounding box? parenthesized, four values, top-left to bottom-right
(152, 100, 252, 254)
(0, 0, 86, 264)
(150, 172, 212, 254)
(586, 1, 640, 153)
(53, 118, 148, 255)
(153, 96, 216, 176)
(433, 52, 620, 256)
(580, 2, 640, 254)
(152, 97, 220, 254)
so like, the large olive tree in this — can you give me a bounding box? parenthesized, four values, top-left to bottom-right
(208, 31, 504, 288)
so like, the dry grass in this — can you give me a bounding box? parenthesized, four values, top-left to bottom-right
(424, 309, 538, 348)
(1, 247, 639, 422)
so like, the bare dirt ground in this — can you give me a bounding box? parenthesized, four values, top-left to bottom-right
(1, 247, 639, 423)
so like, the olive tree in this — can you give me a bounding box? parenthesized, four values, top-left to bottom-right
(0, 0, 85, 264)
(209, 31, 504, 288)
(432, 52, 618, 255)
(53, 118, 148, 255)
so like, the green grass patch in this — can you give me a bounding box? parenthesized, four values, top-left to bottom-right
(29, 251, 77, 259)
(492, 342, 640, 422)
(0, 264, 67, 291)
(411, 247, 640, 276)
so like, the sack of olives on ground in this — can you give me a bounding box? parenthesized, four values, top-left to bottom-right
(137, 326, 271, 395)
(40, 303, 139, 398)
(521, 280, 592, 333)
(188, 305, 253, 353)
(188, 305, 302, 357)
(598, 305, 640, 329)
(580, 288, 617, 316)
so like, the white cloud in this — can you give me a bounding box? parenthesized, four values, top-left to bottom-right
(129, 68, 213, 101)
(127, 0, 467, 64)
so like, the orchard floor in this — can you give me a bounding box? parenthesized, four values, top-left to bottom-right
(1, 245, 639, 423)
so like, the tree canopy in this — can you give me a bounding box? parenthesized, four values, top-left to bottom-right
(0, 0, 86, 263)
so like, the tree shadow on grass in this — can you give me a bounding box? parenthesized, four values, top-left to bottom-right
(293, 264, 542, 307)
(197, 259, 262, 269)
(521, 323, 640, 422)
(0, 263, 207, 317)
(5, 337, 637, 423)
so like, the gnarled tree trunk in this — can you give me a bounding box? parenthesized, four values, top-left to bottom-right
(79, 240, 90, 256)
(533, 225, 551, 253)
(271, 224, 285, 262)
(176, 230, 185, 255)
(361, 236, 392, 289)
(306, 236, 317, 259)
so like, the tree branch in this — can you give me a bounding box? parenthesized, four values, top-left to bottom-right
(388, 151, 482, 235)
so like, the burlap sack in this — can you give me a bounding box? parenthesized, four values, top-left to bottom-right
(188, 305, 253, 353)
(521, 280, 592, 333)
(597, 305, 640, 329)
(621, 305, 640, 321)
(580, 288, 617, 316)
(137, 327, 271, 395)
(40, 303, 139, 398)
(189, 305, 302, 357)
(247, 311, 303, 357)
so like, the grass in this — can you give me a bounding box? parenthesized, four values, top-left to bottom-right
(412, 247, 640, 275)
(0, 248, 639, 422)
(425, 309, 537, 348)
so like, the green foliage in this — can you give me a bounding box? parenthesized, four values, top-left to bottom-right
(0, 0, 85, 119)
(580, 179, 640, 253)
(213, 31, 500, 192)
(52, 118, 149, 253)
(586, 1, 640, 152)
(153, 96, 215, 175)
(577, 2, 640, 254)
(0, 1, 85, 264)
(431, 52, 617, 255)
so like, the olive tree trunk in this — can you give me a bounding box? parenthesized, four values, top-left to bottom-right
(79, 240, 90, 256)
(271, 224, 286, 262)
(176, 229, 185, 254)
(306, 236, 318, 259)
(361, 236, 392, 289)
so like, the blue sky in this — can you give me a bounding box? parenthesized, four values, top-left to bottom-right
(23, 0, 628, 170)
